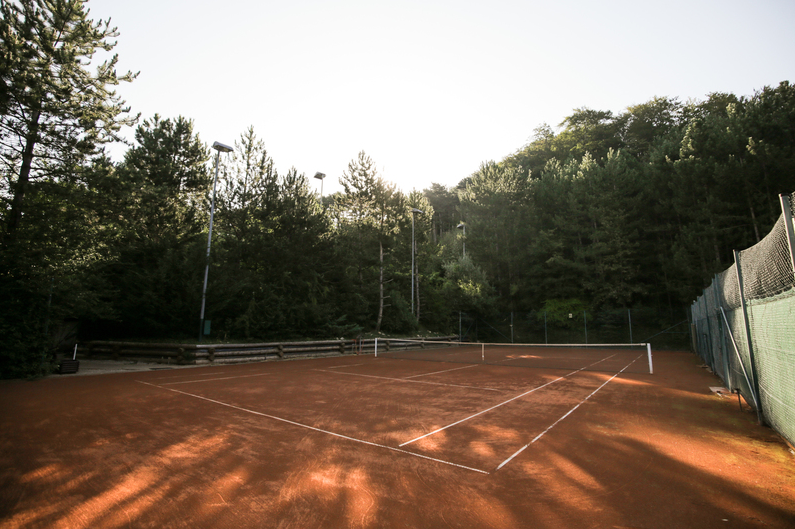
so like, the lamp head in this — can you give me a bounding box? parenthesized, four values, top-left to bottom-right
(314, 172, 326, 180)
(212, 141, 233, 153)
(412, 208, 424, 214)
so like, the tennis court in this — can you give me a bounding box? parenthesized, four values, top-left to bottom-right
(1, 347, 794, 528)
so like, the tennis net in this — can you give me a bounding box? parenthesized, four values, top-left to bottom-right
(374, 338, 653, 374)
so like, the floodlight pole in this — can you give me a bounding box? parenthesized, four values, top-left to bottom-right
(199, 141, 233, 342)
(457, 222, 466, 257)
(411, 208, 424, 317)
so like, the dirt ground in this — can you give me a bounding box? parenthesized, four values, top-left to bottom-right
(1, 350, 793, 528)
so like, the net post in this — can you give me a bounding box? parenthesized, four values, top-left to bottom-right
(482, 343, 485, 363)
(646, 343, 653, 374)
(374, 337, 378, 357)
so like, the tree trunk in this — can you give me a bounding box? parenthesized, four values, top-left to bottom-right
(748, 198, 761, 242)
(6, 109, 41, 238)
(376, 240, 384, 332)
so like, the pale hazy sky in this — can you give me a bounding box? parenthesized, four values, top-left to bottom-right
(88, 0, 794, 196)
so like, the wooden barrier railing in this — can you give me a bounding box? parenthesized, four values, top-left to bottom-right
(82, 337, 457, 365)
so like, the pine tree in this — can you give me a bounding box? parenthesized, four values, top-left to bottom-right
(0, 0, 137, 240)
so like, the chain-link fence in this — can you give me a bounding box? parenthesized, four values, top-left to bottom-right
(457, 306, 689, 349)
(691, 193, 795, 447)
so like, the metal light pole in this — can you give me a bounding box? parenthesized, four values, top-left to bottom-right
(314, 172, 326, 200)
(411, 208, 424, 317)
(199, 141, 233, 342)
(457, 222, 466, 257)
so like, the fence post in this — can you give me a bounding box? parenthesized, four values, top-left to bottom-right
(780, 194, 795, 283)
(734, 249, 764, 425)
(628, 309, 633, 344)
(584, 311, 588, 344)
(711, 274, 730, 386)
(702, 286, 717, 373)
(544, 312, 548, 344)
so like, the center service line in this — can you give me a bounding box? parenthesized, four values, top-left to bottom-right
(495, 355, 641, 471)
(136, 380, 489, 474)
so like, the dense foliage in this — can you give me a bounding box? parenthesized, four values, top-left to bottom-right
(2, 2, 794, 377)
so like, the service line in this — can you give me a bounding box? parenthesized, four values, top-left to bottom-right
(399, 354, 620, 448)
(325, 363, 366, 369)
(148, 369, 232, 381)
(158, 372, 272, 385)
(136, 380, 488, 474)
(315, 369, 502, 392)
(403, 364, 478, 379)
(495, 355, 641, 471)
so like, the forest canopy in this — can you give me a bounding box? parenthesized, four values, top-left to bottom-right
(2, 1, 794, 378)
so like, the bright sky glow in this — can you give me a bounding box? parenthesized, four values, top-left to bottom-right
(88, 0, 795, 196)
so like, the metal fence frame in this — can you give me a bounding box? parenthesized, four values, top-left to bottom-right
(691, 193, 795, 446)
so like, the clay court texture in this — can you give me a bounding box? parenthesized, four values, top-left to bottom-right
(1, 348, 794, 528)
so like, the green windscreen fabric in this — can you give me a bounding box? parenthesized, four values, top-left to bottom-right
(747, 292, 795, 446)
(690, 193, 795, 447)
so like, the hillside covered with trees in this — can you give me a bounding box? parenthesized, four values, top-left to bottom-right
(2, 1, 794, 377)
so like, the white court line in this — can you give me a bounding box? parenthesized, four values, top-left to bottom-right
(398, 355, 619, 447)
(326, 363, 365, 369)
(495, 355, 641, 471)
(137, 380, 488, 474)
(494, 352, 618, 366)
(149, 370, 232, 381)
(159, 372, 272, 385)
(403, 364, 478, 379)
(315, 369, 502, 392)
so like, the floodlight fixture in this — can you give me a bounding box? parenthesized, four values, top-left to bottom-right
(212, 141, 233, 153)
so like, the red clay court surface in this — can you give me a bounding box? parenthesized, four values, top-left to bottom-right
(1, 350, 794, 528)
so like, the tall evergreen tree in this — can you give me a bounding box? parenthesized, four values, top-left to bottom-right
(336, 152, 407, 332)
(96, 115, 209, 338)
(0, 0, 137, 376)
(0, 0, 137, 240)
